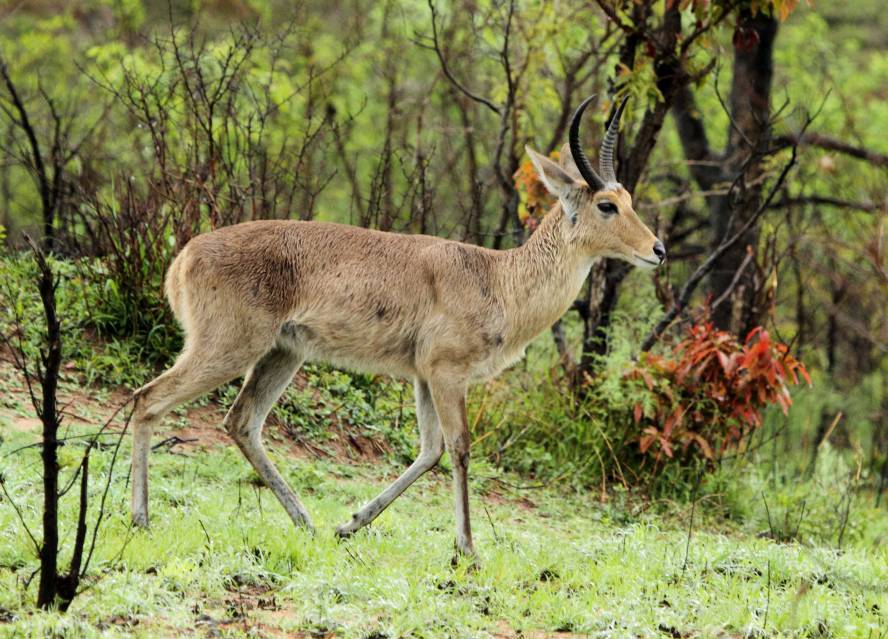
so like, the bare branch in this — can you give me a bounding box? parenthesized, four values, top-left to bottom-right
(768, 195, 883, 213)
(0, 474, 40, 554)
(710, 250, 754, 312)
(639, 144, 799, 352)
(775, 132, 888, 168)
(423, 0, 502, 115)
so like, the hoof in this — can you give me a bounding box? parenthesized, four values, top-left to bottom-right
(287, 508, 315, 533)
(336, 513, 366, 539)
(450, 552, 480, 571)
(131, 513, 149, 529)
(451, 542, 479, 569)
(295, 517, 316, 535)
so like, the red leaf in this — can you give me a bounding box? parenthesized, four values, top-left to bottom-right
(798, 364, 812, 386)
(639, 368, 655, 391)
(716, 350, 730, 374)
(687, 433, 715, 460)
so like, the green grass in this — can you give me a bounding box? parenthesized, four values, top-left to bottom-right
(1, 411, 886, 638)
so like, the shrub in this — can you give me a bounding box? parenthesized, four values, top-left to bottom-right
(628, 321, 811, 465)
(471, 314, 812, 494)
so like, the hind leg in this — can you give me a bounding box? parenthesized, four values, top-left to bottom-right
(223, 346, 313, 529)
(131, 344, 258, 527)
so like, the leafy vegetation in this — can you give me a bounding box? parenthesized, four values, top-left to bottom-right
(632, 321, 810, 463)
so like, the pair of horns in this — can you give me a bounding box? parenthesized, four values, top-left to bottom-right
(568, 95, 628, 191)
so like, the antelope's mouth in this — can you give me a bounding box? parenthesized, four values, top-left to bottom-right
(634, 254, 661, 267)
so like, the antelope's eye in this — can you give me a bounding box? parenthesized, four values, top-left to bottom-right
(597, 201, 618, 215)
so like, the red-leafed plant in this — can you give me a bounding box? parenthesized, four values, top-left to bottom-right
(628, 321, 811, 463)
(513, 154, 557, 231)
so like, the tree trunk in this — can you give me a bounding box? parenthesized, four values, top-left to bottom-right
(708, 10, 778, 333)
(35, 244, 63, 609)
(573, 3, 682, 379)
(580, 260, 631, 375)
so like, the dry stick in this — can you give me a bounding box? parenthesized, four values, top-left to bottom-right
(425, 0, 501, 116)
(762, 492, 775, 539)
(763, 559, 772, 631)
(63, 450, 90, 596)
(151, 435, 199, 451)
(57, 399, 134, 498)
(2, 432, 122, 461)
(198, 519, 212, 550)
(769, 195, 882, 213)
(680, 469, 704, 577)
(0, 475, 40, 553)
(817, 412, 844, 450)
(482, 503, 500, 544)
(792, 499, 807, 541)
(710, 251, 754, 312)
(836, 488, 854, 550)
(342, 543, 366, 567)
(775, 132, 888, 168)
(639, 145, 799, 352)
(80, 409, 132, 579)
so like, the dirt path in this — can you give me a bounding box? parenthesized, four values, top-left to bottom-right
(0, 360, 396, 465)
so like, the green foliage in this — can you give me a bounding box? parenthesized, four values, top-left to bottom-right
(468, 301, 883, 506)
(0, 254, 158, 387)
(221, 364, 418, 462)
(78, 256, 181, 376)
(708, 445, 888, 549)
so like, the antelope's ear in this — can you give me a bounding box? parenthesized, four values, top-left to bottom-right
(558, 142, 582, 181)
(526, 146, 576, 198)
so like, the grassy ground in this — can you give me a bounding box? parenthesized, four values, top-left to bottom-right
(0, 367, 886, 638)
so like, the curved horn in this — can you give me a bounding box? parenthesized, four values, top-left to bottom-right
(568, 95, 605, 191)
(599, 97, 629, 185)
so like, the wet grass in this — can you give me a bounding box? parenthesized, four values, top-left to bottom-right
(1, 411, 886, 639)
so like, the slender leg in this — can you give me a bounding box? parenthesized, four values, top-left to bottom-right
(428, 380, 474, 557)
(131, 350, 241, 527)
(223, 347, 314, 530)
(336, 378, 444, 537)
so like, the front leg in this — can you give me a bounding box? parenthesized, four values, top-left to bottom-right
(428, 380, 474, 557)
(336, 379, 444, 537)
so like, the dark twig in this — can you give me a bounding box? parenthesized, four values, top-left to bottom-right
(152, 435, 199, 451)
(710, 250, 754, 312)
(681, 469, 704, 577)
(0, 474, 40, 553)
(640, 145, 799, 352)
(198, 518, 212, 550)
(424, 0, 501, 115)
(482, 502, 500, 544)
(762, 492, 774, 538)
(775, 132, 888, 168)
(768, 195, 882, 213)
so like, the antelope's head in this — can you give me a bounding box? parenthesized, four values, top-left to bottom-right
(526, 96, 665, 269)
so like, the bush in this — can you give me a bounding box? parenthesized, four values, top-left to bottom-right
(471, 316, 812, 493)
(0, 254, 160, 387)
(629, 322, 811, 464)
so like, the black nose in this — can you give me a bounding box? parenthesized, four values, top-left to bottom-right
(653, 240, 666, 262)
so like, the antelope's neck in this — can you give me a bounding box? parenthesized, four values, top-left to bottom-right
(498, 205, 593, 348)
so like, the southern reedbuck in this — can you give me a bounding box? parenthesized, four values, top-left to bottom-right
(130, 96, 664, 557)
